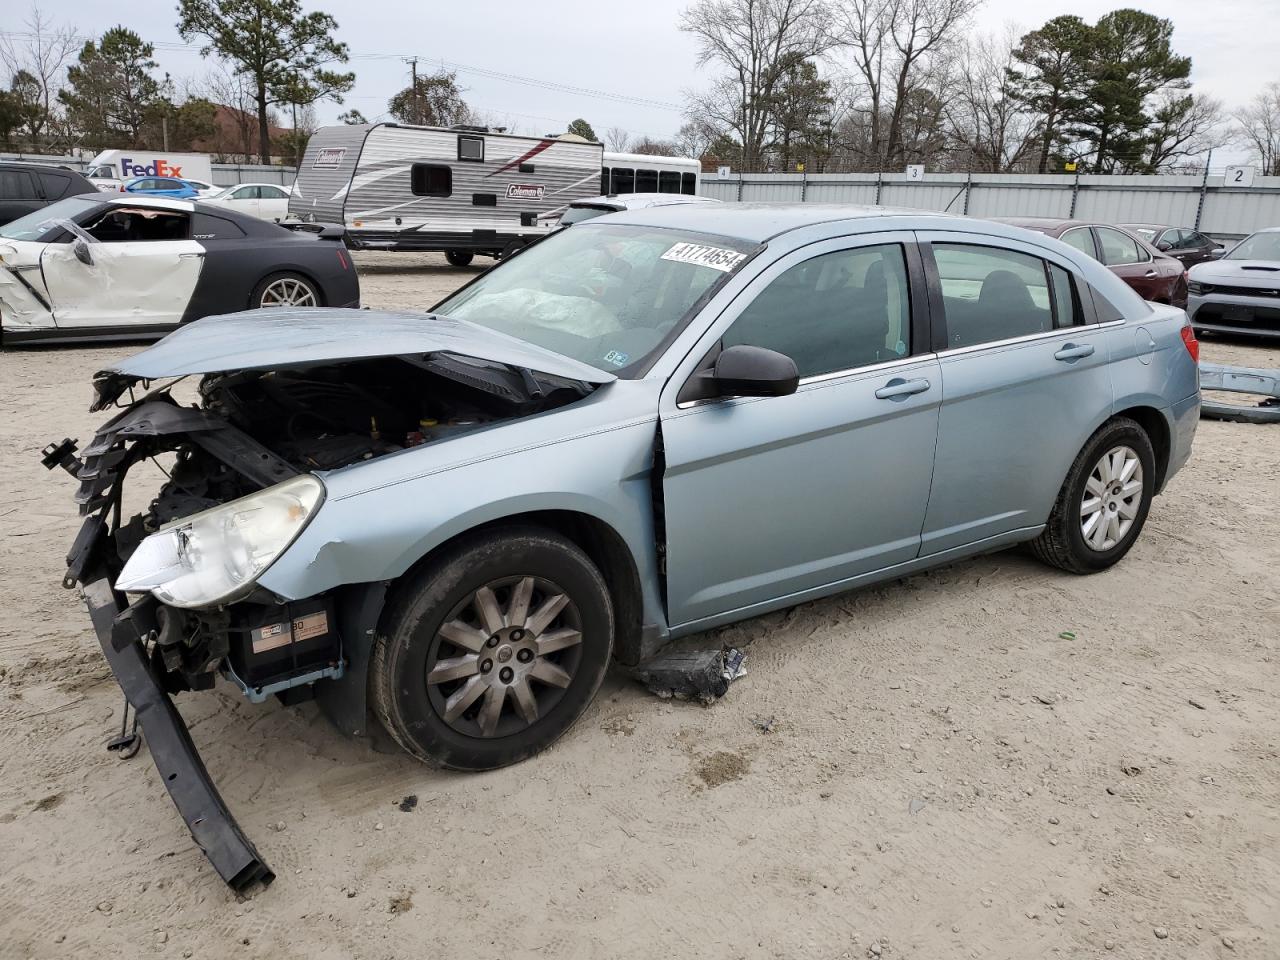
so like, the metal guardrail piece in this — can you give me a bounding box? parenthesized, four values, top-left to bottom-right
(1198, 361, 1280, 423)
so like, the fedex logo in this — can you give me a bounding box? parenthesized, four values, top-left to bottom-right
(120, 158, 184, 178)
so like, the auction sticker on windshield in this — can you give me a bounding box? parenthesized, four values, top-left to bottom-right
(660, 241, 746, 273)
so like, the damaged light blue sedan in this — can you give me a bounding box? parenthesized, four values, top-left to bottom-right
(50, 205, 1200, 890)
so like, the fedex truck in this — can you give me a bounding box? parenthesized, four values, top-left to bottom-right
(84, 150, 215, 192)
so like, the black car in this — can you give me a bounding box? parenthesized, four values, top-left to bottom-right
(0, 160, 98, 226)
(0, 194, 359, 345)
(1120, 224, 1225, 268)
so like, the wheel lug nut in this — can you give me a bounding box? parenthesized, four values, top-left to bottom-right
(480, 659, 493, 674)
(499, 666, 514, 683)
(517, 648, 533, 663)
(511, 628, 525, 641)
(487, 636, 499, 647)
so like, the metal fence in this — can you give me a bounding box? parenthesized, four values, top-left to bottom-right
(698, 171, 1280, 240)
(1, 152, 296, 187)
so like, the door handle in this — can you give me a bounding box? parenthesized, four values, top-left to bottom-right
(874, 377, 930, 400)
(179, 252, 205, 259)
(1144, 270, 1158, 278)
(1054, 343, 1095, 362)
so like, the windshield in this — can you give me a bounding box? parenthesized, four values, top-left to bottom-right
(434, 223, 755, 375)
(0, 195, 102, 241)
(210, 185, 236, 199)
(560, 205, 616, 226)
(1224, 232, 1280, 261)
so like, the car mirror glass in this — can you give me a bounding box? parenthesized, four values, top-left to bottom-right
(73, 238, 93, 266)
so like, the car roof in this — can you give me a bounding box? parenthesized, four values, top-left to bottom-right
(1119, 223, 1174, 231)
(600, 202, 958, 243)
(989, 216, 1093, 234)
(569, 193, 718, 211)
(104, 194, 195, 212)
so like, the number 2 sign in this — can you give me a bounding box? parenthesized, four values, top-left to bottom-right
(1224, 165, 1255, 188)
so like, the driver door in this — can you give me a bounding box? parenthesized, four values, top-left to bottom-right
(40, 208, 204, 329)
(658, 233, 941, 628)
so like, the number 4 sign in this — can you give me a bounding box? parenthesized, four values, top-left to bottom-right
(1224, 165, 1255, 188)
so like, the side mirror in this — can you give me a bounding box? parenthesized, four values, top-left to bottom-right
(1155, 239, 1172, 252)
(1210, 246, 1225, 259)
(73, 239, 93, 266)
(713, 344, 799, 398)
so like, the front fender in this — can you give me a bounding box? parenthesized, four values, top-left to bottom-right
(256, 415, 664, 627)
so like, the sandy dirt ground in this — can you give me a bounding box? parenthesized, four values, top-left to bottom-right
(1, 252, 1278, 960)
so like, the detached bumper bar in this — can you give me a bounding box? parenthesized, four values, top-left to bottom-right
(83, 578, 275, 892)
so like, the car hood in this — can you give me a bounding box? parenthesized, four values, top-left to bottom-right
(1189, 259, 1280, 284)
(94, 308, 615, 404)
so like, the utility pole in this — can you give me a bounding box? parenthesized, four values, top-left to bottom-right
(404, 57, 419, 124)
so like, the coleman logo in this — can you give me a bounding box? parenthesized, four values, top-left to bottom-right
(505, 183, 544, 200)
(313, 147, 347, 168)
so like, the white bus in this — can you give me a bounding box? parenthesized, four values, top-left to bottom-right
(601, 152, 701, 196)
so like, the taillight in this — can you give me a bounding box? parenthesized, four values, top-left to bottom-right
(1180, 323, 1199, 362)
(336, 248, 349, 270)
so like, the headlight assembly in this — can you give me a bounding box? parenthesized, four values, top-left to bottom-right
(116, 474, 324, 608)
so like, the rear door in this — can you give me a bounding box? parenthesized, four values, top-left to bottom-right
(659, 232, 941, 627)
(1096, 226, 1163, 300)
(257, 185, 290, 221)
(919, 232, 1114, 554)
(40, 206, 204, 329)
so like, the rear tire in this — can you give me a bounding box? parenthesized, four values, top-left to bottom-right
(1030, 417, 1156, 574)
(251, 271, 321, 309)
(444, 249, 474, 268)
(371, 527, 614, 771)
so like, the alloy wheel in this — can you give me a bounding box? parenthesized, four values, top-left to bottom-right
(425, 576, 584, 738)
(259, 277, 317, 307)
(1080, 445, 1143, 552)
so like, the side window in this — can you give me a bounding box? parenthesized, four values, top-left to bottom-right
(457, 135, 484, 162)
(611, 167, 634, 194)
(411, 164, 452, 197)
(681, 172, 697, 195)
(932, 243, 1055, 348)
(261, 186, 288, 199)
(658, 171, 680, 194)
(38, 172, 69, 199)
(1060, 228, 1096, 258)
(1048, 264, 1080, 328)
(85, 208, 190, 242)
(0, 170, 35, 199)
(636, 168, 658, 192)
(723, 243, 912, 379)
(192, 212, 246, 239)
(1096, 227, 1145, 265)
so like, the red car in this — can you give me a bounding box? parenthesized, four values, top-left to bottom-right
(994, 218, 1188, 308)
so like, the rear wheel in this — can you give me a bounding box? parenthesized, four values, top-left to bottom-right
(1030, 417, 1156, 574)
(371, 527, 614, 770)
(252, 272, 320, 308)
(444, 249, 474, 268)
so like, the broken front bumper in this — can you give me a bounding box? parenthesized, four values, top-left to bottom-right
(81, 575, 275, 893)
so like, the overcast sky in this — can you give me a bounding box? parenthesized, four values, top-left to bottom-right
(10, 0, 1272, 161)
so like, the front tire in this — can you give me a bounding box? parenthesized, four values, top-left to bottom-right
(1030, 417, 1156, 574)
(444, 249, 474, 268)
(371, 527, 614, 771)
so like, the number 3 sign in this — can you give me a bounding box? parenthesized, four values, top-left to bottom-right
(1224, 165, 1255, 188)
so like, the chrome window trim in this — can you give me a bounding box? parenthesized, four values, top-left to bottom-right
(934, 317, 1123, 359)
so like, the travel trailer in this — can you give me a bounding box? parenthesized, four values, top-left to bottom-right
(290, 123, 606, 265)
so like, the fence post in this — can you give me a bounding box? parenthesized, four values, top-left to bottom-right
(736, 171, 743, 203)
(800, 168, 807, 203)
(1068, 170, 1081, 219)
(1194, 149, 1212, 231)
(962, 172, 972, 215)
(874, 170, 883, 206)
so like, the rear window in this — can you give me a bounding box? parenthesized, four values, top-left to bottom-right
(0, 169, 37, 200)
(37, 171, 71, 199)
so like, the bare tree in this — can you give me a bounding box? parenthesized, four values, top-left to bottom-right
(834, 0, 980, 168)
(674, 117, 719, 159)
(1144, 91, 1225, 172)
(198, 65, 258, 161)
(604, 125, 631, 152)
(630, 136, 681, 155)
(1235, 83, 1280, 176)
(681, 0, 834, 171)
(0, 7, 78, 149)
(944, 27, 1040, 172)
